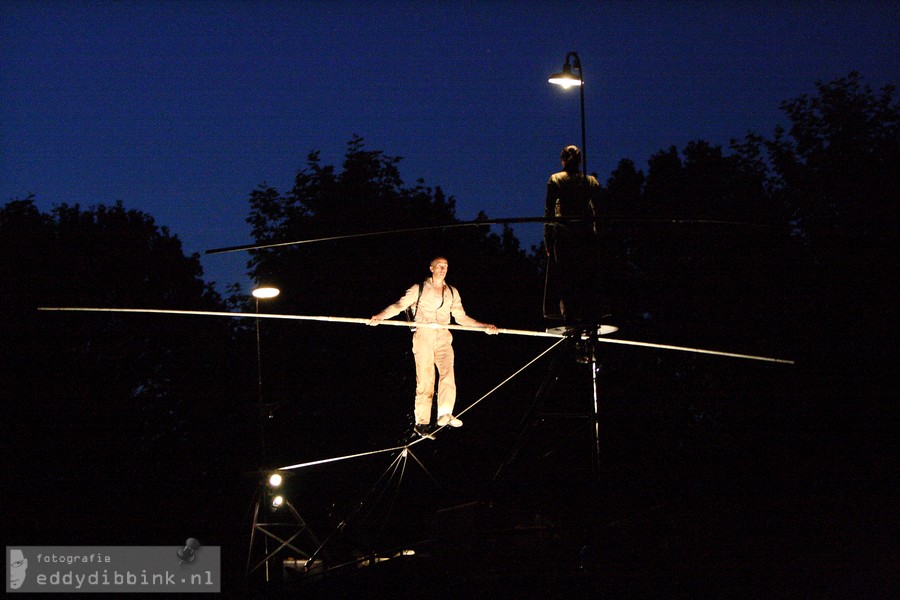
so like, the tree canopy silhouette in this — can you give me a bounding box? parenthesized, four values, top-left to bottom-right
(753, 72, 897, 425)
(245, 135, 542, 322)
(1, 198, 255, 543)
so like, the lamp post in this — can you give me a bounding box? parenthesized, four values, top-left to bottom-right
(549, 52, 602, 477)
(252, 285, 280, 463)
(246, 286, 319, 584)
(548, 51, 587, 180)
(250, 284, 280, 583)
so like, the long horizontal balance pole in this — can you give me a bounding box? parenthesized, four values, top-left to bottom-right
(38, 307, 561, 337)
(205, 215, 784, 255)
(37, 307, 794, 364)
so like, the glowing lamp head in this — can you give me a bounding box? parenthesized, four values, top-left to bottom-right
(549, 77, 581, 89)
(271, 495, 285, 509)
(252, 286, 280, 299)
(548, 63, 581, 89)
(549, 54, 583, 89)
(268, 473, 283, 488)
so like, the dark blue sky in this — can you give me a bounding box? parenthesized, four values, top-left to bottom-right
(2, 1, 897, 294)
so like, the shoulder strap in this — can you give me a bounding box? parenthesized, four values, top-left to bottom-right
(406, 282, 425, 322)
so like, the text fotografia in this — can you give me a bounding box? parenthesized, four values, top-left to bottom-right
(35, 553, 111, 565)
(36, 570, 214, 590)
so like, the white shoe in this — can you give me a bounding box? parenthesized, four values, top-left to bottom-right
(414, 423, 435, 439)
(437, 414, 463, 428)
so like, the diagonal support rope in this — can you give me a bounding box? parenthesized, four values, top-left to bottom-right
(278, 338, 564, 469)
(451, 338, 566, 422)
(277, 444, 410, 471)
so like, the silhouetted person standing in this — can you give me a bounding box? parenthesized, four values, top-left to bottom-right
(545, 145, 601, 323)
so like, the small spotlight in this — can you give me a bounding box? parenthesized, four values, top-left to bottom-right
(271, 495, 285, 509)
(268, 473, 283, 488)
(252, 286, 280, 299)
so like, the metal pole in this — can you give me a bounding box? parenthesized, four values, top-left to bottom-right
(255, 298, 267, 464)
(589, 332, 601, 478)
(577, 54, 586, 180)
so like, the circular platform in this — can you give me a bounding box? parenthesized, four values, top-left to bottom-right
(544, 324, 618, 336)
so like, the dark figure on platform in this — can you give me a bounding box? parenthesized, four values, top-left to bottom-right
(544, 145, 601, 323)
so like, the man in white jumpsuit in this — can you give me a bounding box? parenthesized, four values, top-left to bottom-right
(370, 257, 497, 436)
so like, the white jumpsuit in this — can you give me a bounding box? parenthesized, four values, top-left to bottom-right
(376, 279, 483, 425)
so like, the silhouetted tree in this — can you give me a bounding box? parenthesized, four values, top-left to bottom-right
(748, 72, 899, 425)
(603, 158, 645, 215)
(1, 198, 254, 543)
(246, 135, 540, 321)
(765, 72, 899, 240)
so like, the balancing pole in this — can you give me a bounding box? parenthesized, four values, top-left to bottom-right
(37, 307, 794, 364)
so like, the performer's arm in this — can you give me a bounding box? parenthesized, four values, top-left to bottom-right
(449, 290, 498, 334)
(369, 284, 418, 325)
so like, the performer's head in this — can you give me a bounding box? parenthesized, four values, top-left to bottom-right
(429, 256, 449, 279)
(560, 145, 581, 172)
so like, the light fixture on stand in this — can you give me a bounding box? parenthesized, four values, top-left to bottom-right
(548, 52, 605, 476)
(246, 471, 322, 583)
(549, 51, 587, 180)
(252, 285, 280, 463)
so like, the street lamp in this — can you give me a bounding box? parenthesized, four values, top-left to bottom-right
(549, 53, 604, 476)
(548, 51, 587, 180)
(252, 284, 280, 462)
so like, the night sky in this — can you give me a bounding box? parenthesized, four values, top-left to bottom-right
(2, 1, 898, 293)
